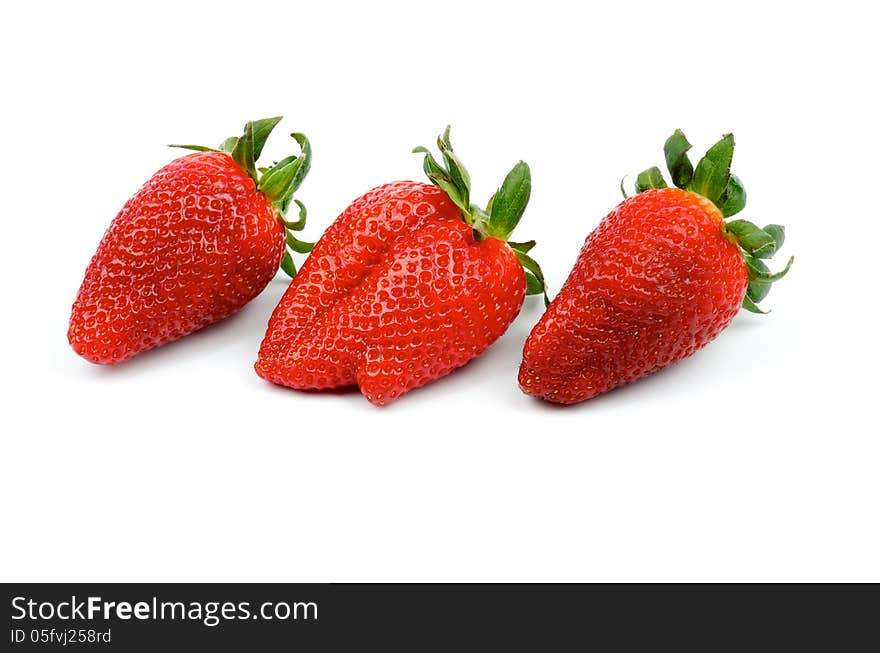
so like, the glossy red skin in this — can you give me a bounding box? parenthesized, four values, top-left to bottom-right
(519, 187, 747, 404)
(69, 152, 285, 364)
(256, 181, 525, 406)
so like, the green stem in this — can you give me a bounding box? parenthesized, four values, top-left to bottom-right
(628, 129, 793, 313)
(170, 117, 313, 279)
(413, 127, 548, 302)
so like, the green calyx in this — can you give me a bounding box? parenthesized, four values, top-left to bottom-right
(622, 129, 793, 314)
(413, 127, 549, 305)
(170, 117, 313, 278)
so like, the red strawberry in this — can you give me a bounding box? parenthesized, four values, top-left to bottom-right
(519, 130, 792, 404)
(69, 117, 314, 364)
(256, 127, 547, 406)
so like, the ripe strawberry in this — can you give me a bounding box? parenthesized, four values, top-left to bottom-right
(519, 130, 792, 404)
(256, 128, 547, 406)
(69, 117, 314, 364)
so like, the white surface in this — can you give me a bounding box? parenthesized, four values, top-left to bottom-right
(2, 1, 878, 582)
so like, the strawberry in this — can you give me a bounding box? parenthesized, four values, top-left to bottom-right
(255, 128, 547, 406)
(519, 130, 792, 404)
(69, 117, 314, 364)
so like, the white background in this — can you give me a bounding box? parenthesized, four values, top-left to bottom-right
(2, 1, 878, 582)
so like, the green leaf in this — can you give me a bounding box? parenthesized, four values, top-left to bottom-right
(437, 126, 471, 210)
(414, 146, 447, 181)
(258, 155, 303, 203)
(635, 166, 667, 193)
(257, 133, 311, 210)
(507, 239, 536, 254)
(170, 116, 282, 162)
(250, 117, 283, 161)
(717, 173, 747, 217)
(414, 144, 467, 214)
(435, 178, 467, 213)
(728, 220, 784, 259)
(218, 136, 239, 153)
(750, 237, 779, 259)
(745, 254, 770, 277)
(485, 191, 496, 216)
(514, 249, 549, 306)
(514, 250, 542, 282)
(487, 161, 531, 241)
(689, 133, 734, 203)
(742, 294, 769, 314)
(747, 255, 794, 282)
(286, 231, 314, 253)
(747, 276, 772, 303)
(763, 224, 785, 251)
(664, 129, 694, 188)
(276, 195, 292, 218)
(231, 120, 257, 181)
(726, 219, 775, 256)
(744, 256, 772, 303)
(740, 254, 793, 314)
(287, 133, 312, 195)
(466, 204, 488, 236)
(524, 271, 543, 295)
(168, 144, 219, 152)
(282, 200, 308, 231)
(619, 176, 630, 199)
(280, 250, 297, 278)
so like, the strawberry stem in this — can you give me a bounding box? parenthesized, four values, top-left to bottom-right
(628, 129, 793, 313)
(635, 166, 666, 192)
(413, 127, 549, 304)
(170, 117, 314, 279)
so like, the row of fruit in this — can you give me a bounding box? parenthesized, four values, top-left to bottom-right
(68, 118, 792, 406)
